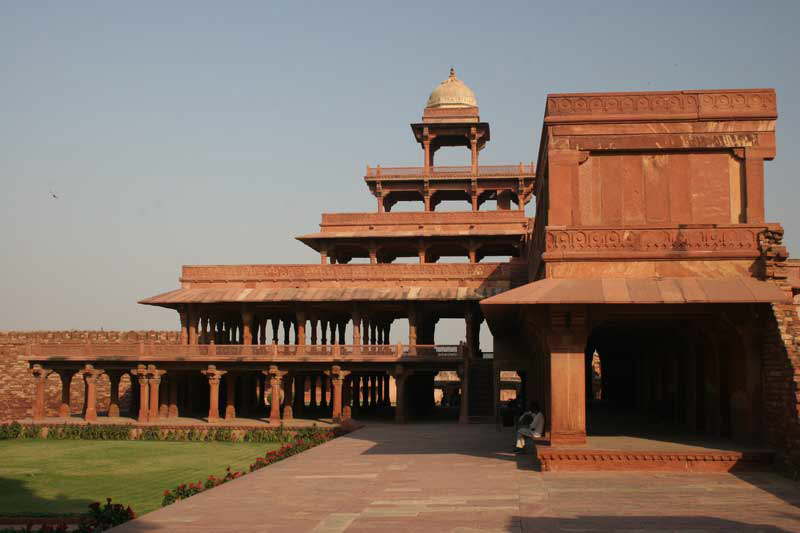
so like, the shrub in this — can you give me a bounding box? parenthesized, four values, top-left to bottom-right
(75, 498, 135, 532)
(0, 422, 22, 439)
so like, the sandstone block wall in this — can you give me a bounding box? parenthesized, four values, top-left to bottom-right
(0, 331, 179, 422)
(764, 304, 800, 471)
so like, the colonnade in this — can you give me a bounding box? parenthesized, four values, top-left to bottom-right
(29, 363, 467, 425)
(178, 303, 484, 359)
(179, 308, 399, 348)
(320, 238, 521, 265)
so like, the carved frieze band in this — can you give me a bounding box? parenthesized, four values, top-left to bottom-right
(545, 227, 761, 254)
(182, 263, 526, 282)
(546, 90, 776, 120)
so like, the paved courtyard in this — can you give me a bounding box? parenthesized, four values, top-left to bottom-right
(115, 423, 800, 532)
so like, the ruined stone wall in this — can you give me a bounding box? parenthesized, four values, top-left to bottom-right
(0, 331, 179, 422)
(760, 226, 800, 473)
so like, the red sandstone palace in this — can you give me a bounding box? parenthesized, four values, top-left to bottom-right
(19, 71, 800, 461)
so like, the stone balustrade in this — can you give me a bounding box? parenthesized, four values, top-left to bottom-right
(27, 343, 465, 362)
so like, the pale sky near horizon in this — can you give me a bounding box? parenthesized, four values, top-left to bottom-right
(2, 1, 799, 345)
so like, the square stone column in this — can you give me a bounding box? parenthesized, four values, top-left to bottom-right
(390, 366, 412, 424)
(546, 307, 589, 445)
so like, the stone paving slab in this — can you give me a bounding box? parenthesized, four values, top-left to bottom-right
(113, 423, 800, 532)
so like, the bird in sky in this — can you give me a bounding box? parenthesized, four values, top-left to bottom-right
(49, 190, 58, 199)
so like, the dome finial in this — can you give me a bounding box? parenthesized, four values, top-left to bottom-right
(425, 67, 477, 109)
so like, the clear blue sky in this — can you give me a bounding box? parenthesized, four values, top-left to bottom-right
(1, 1, 799, 338)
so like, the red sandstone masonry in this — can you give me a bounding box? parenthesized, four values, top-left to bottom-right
(0, 331, 179, 422)
(760, 228, 800, 472)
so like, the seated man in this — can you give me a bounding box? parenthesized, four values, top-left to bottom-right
(513, 401, 544, 453)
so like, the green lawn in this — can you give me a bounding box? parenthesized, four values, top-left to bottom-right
(0, 440, 280, 516)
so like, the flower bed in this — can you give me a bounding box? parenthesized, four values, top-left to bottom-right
(161, 428, 339, 507)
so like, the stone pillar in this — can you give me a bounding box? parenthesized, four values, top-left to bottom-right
(369, 375, 377, 407)
(148, 368, 165, 422)
(470, 130, 478, 175)
(408, 305, 418, 354)
(546, 309, 588, 445)
(202, 365, 226, 423)
(310, 318, 318, 345)
(283, 320, 291, 345)
(271, 318, 280, 344)
(242, 310, 254, 345)
(383, 374, 390, 406)
(310, 375, 318, 408)
(352, 309, 362, 345)
(283, 373, 294, 420)
(391, 366, 411, 423)
(188, 306, 198, 345)
(457, 363, 469, 424)
(353, 374, 361, 409)
(321, 376, 328, 408)
(107, 371, 122, 418)
(362, 318, 369, 345)
(465, 305, 481, 358)
(179, 309, 189, 344)
(80, 365, 105, 422)
(744, 148, 766, 223)
(30, 365, 50, 421)
(376, 374, 384, 406)
(296, 311, 306, 346)
(264, 366, 286, 423)
(326, 365, 350, 422)
(131, 366, 149, 423)
(168, 375, 179, 418)
(225, 373, 237, 420)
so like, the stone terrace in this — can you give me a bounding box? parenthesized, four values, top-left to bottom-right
(115, 424, 800, 532)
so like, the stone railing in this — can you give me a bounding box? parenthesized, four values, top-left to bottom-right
(319, 210, 530, 227)
(27, 343, 465, 362)
(365, 164, 535, 180)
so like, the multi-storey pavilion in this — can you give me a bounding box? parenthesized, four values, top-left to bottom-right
(24, 75, 800, 467)
(26, 70, 530, 426)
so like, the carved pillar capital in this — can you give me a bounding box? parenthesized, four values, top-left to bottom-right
(30, 364, 51, 382)
(201, 364, 227, 384)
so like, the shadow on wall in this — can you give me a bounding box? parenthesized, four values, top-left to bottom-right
(505, 515, 793, 532)
(0, 476, 93, 517)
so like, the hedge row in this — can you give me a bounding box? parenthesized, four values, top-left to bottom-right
(0, 422, 327, 443)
